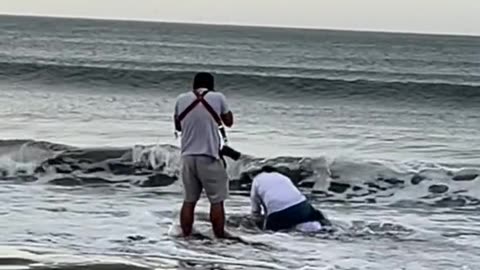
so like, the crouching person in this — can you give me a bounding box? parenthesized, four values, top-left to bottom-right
(249, 166, 331, 232)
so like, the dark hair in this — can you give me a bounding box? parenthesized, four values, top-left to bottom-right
(240, 165, 278, 183)
(260, 165, 277, 173)
(193, 72, 215, 90)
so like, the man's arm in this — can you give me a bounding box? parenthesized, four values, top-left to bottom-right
(219, 93, 234, 128)
(174, 99, 182, 132)
(250, 180, 265, 229)
(250, 180, 262, 217)
(221, 112, 234, 128)
(174, 114, 182, 132)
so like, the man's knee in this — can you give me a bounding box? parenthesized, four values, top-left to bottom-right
(184, 193, 201, 203)
(182, 201, 197, 209)
(210, 201, 224, 212)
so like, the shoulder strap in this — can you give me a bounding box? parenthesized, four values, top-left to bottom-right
(177, 91, 222, 126)
(177, 91, 207, 122)
(199, 96, 222, 126)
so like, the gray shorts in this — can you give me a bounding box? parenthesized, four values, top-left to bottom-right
(181, 155, 229, 204)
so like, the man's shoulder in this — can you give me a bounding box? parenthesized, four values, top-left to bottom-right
(176, 91, 226, 100)
(205, 91, 227, 101)
(175, 92, 196, 108)
(253, 172, 273, 183)
(208, 91, 226, 97)
(176, 92, 194, 101)
(256, 172, 290, 183)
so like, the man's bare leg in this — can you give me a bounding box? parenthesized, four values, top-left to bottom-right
(210, 201, 226, 238)
(180, 201, 196, 237)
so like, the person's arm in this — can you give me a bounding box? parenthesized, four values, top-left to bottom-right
(250, 180, 262, 217)
(173, 99, 182, 132)
(250, 179, 265, 229)
(219, 93, 234, 127)
(174, 114, 182, 132)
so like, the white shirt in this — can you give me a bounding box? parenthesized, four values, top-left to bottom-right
(250, 172, 307, 216)
(174, 88, 229, 159)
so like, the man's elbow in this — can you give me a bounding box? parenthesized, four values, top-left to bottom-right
(221, 112, 234, 128)
(224, 120, 234, 128)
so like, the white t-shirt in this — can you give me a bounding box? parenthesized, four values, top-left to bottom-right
(174, 88, 230, 159)
(250, 172, 307, 216)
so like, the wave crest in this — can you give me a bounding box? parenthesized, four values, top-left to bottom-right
(1, 61, 480, 103)
(0, 140, 479, 207)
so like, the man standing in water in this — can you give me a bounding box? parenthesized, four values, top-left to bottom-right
(173, 72, 234, 238)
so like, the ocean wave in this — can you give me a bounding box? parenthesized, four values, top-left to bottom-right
(1, 60, 480, 104)
(0, 140, 479, 208)
(2, 55, 479, 83)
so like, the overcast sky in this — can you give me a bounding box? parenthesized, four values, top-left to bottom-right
(0, 0, 479, 35)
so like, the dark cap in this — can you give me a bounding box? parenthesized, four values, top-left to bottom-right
(193, 72, 215, 90)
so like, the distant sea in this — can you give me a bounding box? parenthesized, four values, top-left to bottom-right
(0, 15, 479, 270)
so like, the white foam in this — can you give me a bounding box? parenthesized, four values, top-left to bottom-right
(132, 144, 180, 175)
(0, 156, 37, 177)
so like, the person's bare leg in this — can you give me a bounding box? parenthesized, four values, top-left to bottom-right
(210, 201, 226, 238)
(180, 201, 196, 237)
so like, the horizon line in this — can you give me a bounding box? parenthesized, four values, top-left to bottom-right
(1, 13, 479, 38)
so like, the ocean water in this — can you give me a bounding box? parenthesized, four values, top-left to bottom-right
(0, 15, 480, 269)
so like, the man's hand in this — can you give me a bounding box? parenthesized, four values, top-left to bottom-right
(251, 213, 265, 230)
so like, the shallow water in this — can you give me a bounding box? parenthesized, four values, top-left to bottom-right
(1, 15, 480, 269)
(1, 183, 479, 270)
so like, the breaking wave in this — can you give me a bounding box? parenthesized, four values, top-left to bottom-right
(0, 139, 479, 208)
